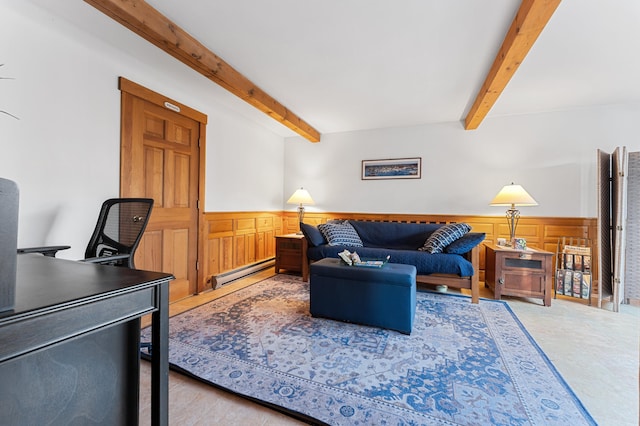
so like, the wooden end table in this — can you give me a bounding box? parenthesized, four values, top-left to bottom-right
(275, 233, 309, 280)
(485, 243, 554, 306)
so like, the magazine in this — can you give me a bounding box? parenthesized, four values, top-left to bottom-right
(572, 271, 582, 297)
(557, 242, 592, 299)
(338, 249, 389, 268)
(354, 259, 389, 268)
(563, 270, 573, 295)
(556, 270, 565, 293)
(563, 245, 591, 256)
(573, 254, 583, 271)
(582, 274, 591, 299)
(564, 253, 573, 270)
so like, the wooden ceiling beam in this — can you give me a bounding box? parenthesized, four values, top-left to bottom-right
(464, 0, 561, 130)
(84, 0, 321, 142)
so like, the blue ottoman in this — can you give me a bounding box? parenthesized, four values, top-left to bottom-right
(309, 258, 417, 334)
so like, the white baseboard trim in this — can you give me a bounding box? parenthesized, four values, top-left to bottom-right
(213, 258, 275, 289)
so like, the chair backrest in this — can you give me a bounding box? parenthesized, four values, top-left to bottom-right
(85, 198, 154, 268)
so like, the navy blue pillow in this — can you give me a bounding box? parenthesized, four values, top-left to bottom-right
(300, 223, 326, 247)
(444, 232, 486, 254)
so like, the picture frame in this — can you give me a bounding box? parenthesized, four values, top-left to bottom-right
(361, 157, 422, 180)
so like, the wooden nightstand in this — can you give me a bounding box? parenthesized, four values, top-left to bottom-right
(485, 243, 554, 306)
(275, 234, 308, 279)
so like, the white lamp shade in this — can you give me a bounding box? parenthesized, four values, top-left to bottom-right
(490, 183, 538, 207)
(287, 188, 315, 205)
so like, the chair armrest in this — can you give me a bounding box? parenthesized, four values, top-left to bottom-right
(82, 254, 131, 266)
(17, 245, 71, 257)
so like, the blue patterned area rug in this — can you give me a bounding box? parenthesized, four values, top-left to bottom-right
(141, 274, 596, 425)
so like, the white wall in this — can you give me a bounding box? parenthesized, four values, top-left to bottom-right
(0, 1, 284, 259)
(3, 2, 639, 261)
(284, 103, 640, 218)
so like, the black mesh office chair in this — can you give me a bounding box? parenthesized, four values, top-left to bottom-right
(19, 198, 154, 269)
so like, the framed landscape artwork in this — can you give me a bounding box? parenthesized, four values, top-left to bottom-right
(361, 157, 422, 180)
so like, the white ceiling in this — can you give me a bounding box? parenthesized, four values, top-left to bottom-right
(146, 0, 640, 136)
(26, 0, 640, 137)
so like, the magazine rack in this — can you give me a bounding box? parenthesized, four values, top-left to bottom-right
(554, 237, 592, 304)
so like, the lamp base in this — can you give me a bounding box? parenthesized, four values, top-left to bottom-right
(505, 208, 520, 248)
(296, 205, 305, 235)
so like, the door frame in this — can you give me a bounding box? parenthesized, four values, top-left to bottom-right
(118, 77, 209, 293)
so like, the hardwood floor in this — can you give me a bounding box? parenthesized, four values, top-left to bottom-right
(139, 269, 639, 426)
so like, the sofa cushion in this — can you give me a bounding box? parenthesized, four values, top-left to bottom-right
(444, 232, 486, 254)
(307, 245, 474, 277)
(349, 220, 442, 249)
(318, 221, 363, 247)
(419, 223, 471, 254)
(300, 223, 326, 247)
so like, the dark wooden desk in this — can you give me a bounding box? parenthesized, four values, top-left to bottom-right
(0, 254, 172, 425)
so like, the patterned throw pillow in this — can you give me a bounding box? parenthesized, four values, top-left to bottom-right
(419, 223, 472, 254)
(317, 221, 363, 247)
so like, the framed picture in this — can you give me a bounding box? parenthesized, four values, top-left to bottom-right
(361, 157, 422, 180)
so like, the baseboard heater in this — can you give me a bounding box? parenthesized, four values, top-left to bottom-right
(213, 258, 275, 289)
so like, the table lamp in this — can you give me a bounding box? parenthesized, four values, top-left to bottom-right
(490, 183, 538, 247)
(287, 187, 314, 234)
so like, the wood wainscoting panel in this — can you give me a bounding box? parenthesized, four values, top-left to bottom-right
(236, 218, 256, 234)
(200, 211, 596, 293)
(222, 237, 234, 270)
(257, 216, 274, 230)
(234, 235, 247, 268)
(203, 212, 282, 290)
(281, 212, 597, 289)
(209, 219, 234, 234)
(206, 237, 219, 276)
(544, 224, 590, 239)
(256, 231, 266, 260)
(497, 223, 540, 242)
(205, 236, 232, 277)
(246, 233, 257, 264)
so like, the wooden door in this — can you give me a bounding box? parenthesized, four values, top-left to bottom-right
(119, 78, 207, 302)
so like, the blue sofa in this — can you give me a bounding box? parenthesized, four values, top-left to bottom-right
(301, 220, 485, 303)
